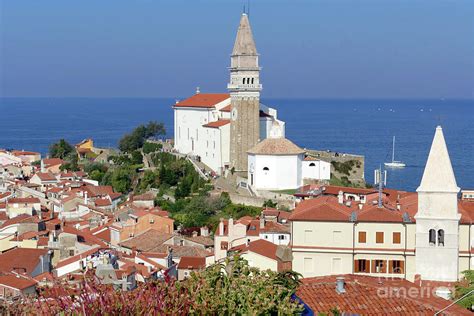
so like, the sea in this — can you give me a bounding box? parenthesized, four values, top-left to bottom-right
(1, 97, 473, 192)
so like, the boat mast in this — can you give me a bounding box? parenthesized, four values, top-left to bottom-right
(392, 136, 395, 162)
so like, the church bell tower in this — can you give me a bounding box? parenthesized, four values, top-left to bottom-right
(228, 13, 261, 173)
(415, 126, 461, 282)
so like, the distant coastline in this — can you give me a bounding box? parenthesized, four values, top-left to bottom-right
(1, 97, 473, 191)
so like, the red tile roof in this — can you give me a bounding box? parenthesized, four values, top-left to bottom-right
(0, 274, 37, 290)
(177, 256, 206, 270)
(0, 248, 48, 276)
(297, 275, 471, 315)
(35, 172, 57, 182)
(43, 158, 63, 167)
(11, 150, 40, 157)
(7, 197, 40, 204)
(233, 239, 279, 260)
(95, 198, 111, 207)
(174, 93, 229, 108)
(203, 119, 231, 128)
(220, 104, 232, 112)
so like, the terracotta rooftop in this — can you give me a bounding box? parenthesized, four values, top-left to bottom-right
(247, 137, 305, 155)
(43, 158, 63, 167)
(119, 229, 173, 252)
(0, 248, 48, 276)
(297, 275, 471, 315)
(7, 197, 41, 204)
(177, 256, 206, 270)
(0, 274, 37, 290)
(203, 119, 231, 128)
(174, 93, 230, 108)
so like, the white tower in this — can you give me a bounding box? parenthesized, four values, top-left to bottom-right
(415, 126, 460, 282)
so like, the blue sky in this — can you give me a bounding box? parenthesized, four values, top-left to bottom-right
(1, 0, 473, 98)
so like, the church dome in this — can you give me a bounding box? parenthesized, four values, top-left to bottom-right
(247, 138, 305, 155)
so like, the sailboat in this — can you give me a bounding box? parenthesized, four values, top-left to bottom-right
(384, 136, 406, 168)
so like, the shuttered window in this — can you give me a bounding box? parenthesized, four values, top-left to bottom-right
(354, 259, 370, 273)
(371, 260, 386, 273)
(389, 260, 404, 274)
(393, 232, 401, 244)
(376, 232, 384, 244)
(358, 231, 366, 243)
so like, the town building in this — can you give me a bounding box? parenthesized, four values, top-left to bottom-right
(290, 126, 473, 296)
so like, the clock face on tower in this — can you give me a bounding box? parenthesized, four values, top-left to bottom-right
(231, 108, 238, 121)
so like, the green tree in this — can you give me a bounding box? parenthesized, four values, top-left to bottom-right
(49, 139, 74, 159)
(454, 270, 474, 309)
(119, 121, 166, 152)
(131, 150, 143, 165)
(90, 169, 105, 182)
(263, 199, 277, 208)
(110, 167, 134, 193)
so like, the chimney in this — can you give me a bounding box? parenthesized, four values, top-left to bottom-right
(84, 191, 88, 205)
(196, 87, 200, 94)
(200, 226, 209, 237)
(396, 202, 401, 210)
(259, 215, 265, 229)
(166, 247, 173, 268)
(336, 277, 346, 294)
(40, 159, 45, 173)
(228, 218, 234, 237)
(358, 203, 363, 210)
(338, 191, 344, 204)
(219, 219, 224, 236)
(192, 231, 198, 238)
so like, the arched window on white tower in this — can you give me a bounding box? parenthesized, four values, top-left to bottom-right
(438, 229, 445, 247)
(263, 167, 269, 171)
(429, 229, 436, 246)
(309, 163, 316, 167)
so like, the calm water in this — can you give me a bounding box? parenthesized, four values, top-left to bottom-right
(1, 97, 473, 192)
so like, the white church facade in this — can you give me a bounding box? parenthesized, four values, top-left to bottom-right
(290, 126, 473, 295)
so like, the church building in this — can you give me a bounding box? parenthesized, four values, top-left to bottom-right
(173, 13, 330, 190)
(173, 14, 285, 175)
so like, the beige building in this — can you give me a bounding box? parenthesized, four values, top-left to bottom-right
(290, 126, 473, 290)
(6, 197, 41, 218)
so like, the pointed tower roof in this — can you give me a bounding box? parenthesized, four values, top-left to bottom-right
(417, 126, 459, 193)
(232, 13, 257, 56)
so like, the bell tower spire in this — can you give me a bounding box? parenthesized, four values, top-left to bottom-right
(415, 126, 461, 282)
(228, 13, 261, 173)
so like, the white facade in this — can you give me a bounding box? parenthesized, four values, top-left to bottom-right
(259, 232, 290, 245)
(415, 126, 461, 282)
(302, 160, 331, 181)
(248, 153, 303, 190)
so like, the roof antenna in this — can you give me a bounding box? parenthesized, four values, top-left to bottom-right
(374, 164, 387, 208)
(248, 0, 250, 16)
(243, 5, 246, 14)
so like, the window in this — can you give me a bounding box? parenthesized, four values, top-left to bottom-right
(389, 260, 404, 274)
(263, 167, 269, 171)
(242, 78, 245, 84)
(304, 258, 313, 273)
(264, 235, 268, 239)
(220, 242, 228, 250)
(372, 259, 386, 273)
(251, 78, 254, 84)
(309, 163, 316, 167)
(358, 231, 366, 243)
(376, 232, 384, 244)
(278, 235, 286, 240)
(429, 229, 436, 246)
(393, 232, 401, 244)
(354, 259, 370, 273)
(438, 229, 445, 246)
(149, 219, 155, 224)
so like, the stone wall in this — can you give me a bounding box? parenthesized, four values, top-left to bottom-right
(228, 192, 295, 210)
(229, 96, 260, 172)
